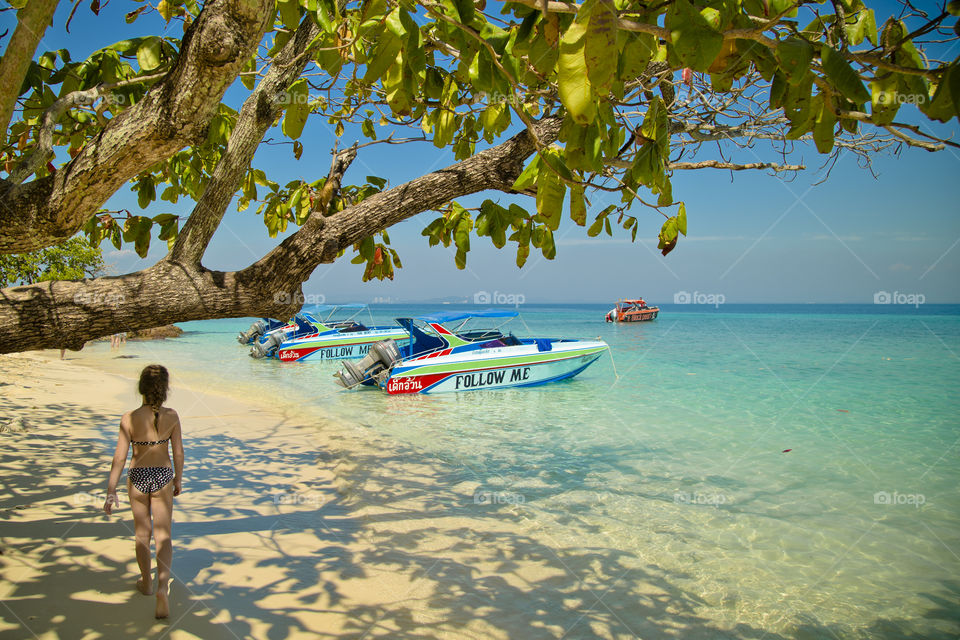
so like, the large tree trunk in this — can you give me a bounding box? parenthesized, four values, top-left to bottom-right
(0, 0, 274, 254)
(0, 116, 563, 354)
(0, 259, 298, 352)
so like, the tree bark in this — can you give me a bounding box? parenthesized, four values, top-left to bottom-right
(0, 0, 60, 137)
(0, 259, 295, 352)
(0, 0, 274, 255)
(254, 115, 564, 285)
(171, 15, 320, 265)
(0, 116, 563, 354)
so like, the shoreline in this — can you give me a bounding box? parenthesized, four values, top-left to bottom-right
(3, 332, 956, 639)
(2, 350, 658, 639)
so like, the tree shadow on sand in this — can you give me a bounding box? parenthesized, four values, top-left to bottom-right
(1, 391, 957, 639)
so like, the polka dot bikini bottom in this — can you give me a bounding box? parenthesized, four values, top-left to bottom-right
(128, 467, 174, 494)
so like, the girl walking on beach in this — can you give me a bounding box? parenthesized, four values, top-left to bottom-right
(103, 364, 183, 619)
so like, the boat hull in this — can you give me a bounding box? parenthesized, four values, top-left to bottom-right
(381, 341, 608, 394)
(618, 308, 659, 322)
(276, 329, 409, 362)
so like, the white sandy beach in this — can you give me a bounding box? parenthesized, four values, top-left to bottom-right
(0, 351, 669, 640)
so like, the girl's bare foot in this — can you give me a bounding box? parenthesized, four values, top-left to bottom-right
(136, 576, 153, 595)
(155, 584, 169, 619)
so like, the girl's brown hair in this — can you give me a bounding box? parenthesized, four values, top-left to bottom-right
(138, 365, 169, 435)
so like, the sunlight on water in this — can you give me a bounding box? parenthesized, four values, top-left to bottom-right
(77, 305, 960, 638)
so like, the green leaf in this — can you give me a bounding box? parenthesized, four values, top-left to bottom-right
(282, 79, 310, 139)
(657, 216, 679, 256)
(558, 15, 596, 124)
(359, 235, 375, 260)
(666, 0, 724, 72)
(812, 93, 835, 153)
(361, 118, 376, 139)
(383, 52, 412, 116)
(515, 223, 531, 268)
(123, 216, 152, 258)
(921, 62, 960, 123)
(846, 9, 878, 46)
(619, 32, 656, 81)
(869, 73, 900, 125)
(776, 38, 813, 85)
(676, 202, 687, 236)
(820, 45, 870, 105)
(516, 10, 539, 44)
(535, 167, 565, 231)
(278, 0, 300, 30)
(584, 0, 618, 93)
(137, 37, 162, 71)
(587, 213, 605, 237)
(157, 0, 173, 22)
(363, 31, 402, 83)
(512, 155, 541, 191)
(569, 183, 586, 226)
(453, 0, 474, 25)
(136, 176, 155, 209)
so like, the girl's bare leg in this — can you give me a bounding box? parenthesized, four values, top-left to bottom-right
(151, 482, 175, 618)
(127, 481, 153, 595)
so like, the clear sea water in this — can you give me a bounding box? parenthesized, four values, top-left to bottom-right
(75, 304, 960, 638)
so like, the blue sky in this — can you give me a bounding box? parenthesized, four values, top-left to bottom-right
(5, 0, 959, 303)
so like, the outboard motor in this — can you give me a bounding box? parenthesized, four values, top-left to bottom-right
(334, 339, 402, 388)
(250, 331, 285, 359)
(238, 319, 268, 344)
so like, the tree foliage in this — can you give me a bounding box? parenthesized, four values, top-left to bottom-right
(0, 236, 103, 287)
(0, 0, 957, 350)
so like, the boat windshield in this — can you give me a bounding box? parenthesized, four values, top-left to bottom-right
(396, 314, 521, 357)
(304, 303, 375, 327)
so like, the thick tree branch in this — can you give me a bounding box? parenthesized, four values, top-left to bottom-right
(0, 259, 294, 353)
(0, 0, 59, 137)
(171, 15, 320, 266)
(8, 72, 168, 185)
(669, 160, 805, 171)
(0, 0, 274, 255)
(246, 115, 564, 305)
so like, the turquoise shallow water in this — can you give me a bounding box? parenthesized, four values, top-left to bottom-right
(77, 304, 960, 637)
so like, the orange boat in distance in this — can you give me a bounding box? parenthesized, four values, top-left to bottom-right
(605, 298, 659, 322)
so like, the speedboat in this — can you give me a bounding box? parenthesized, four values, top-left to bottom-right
(334, 310, 609, 394)
(237, 318, 290, 344)
(605, 298, 659, 322)
(250, 304, 408, 361)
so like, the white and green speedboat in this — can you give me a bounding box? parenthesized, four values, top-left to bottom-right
(334, 310, 609, 394)
(250, 304, 408, 362)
